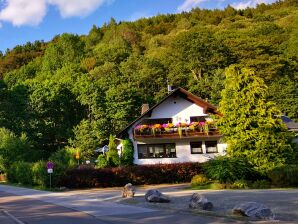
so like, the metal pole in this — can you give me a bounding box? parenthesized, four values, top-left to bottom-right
(49, 173, 52, 190)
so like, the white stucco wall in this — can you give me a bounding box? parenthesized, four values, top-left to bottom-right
(149, 95, 207, 123)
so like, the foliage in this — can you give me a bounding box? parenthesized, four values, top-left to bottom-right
(268, 165, 298, 187)
(204, 156, 258, 183)
(0, 0, 296, 179)
(251, 180, 271, 189)
(7, 161, 33, 185)
(31, 161, 48, 187)
(46, 148, 77, 186)
(231, 179, 249, 189)
(217, 66, 293, 173)
(60, 162, 202, 188)
(96, 154, 108, 168)
(120, 139, 134, 166)
(191, 174, 209, 187)
(0, 128, 37, 173)
(106, 135, 119, 167)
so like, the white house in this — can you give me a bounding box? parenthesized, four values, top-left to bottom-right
(117, 88, 227, 165)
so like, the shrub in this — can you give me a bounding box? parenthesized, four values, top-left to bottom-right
(191, 174, 209, 187)
(231, 179, 249, 189)
(60, 162, 202, 188)
(7, 161, 33, 185)
(268, 165, 298, 187)
(204, 156, 259, 183)
(0, 128, 35, 173)
(47, 148, 78, 187)
(31, 161, 48, 187)
(96, 154, 108, 168)
(251, 180, 271, 189)
(6, 162, 18, 183)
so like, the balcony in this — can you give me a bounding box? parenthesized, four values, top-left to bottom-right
(133, 122, 221, 140)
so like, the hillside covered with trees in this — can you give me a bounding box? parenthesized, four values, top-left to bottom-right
(0, 0, 297, 168)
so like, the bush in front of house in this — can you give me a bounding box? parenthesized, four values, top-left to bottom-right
(268, 165, 298, 187)
(96, 154, 108, 168)
(60, 162, 203, 188)
(191, 174, 209, 187)
(203, 156, 260, 183)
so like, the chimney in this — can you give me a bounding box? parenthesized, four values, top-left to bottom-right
(141, 104, 149, 115)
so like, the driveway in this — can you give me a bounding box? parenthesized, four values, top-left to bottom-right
(0, 184, 297, 223)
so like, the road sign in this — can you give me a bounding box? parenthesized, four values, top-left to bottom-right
(47, 168, 53, 174)
(47, 161, 54, 169)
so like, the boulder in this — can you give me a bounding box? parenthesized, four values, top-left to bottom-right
(233, 202, 275, 220)
(122, 183, 136, 198)
(145, 189, 170, 203)
(189, 193, 213, 210)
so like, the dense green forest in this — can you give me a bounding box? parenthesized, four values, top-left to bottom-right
(0, 0, 297, 165)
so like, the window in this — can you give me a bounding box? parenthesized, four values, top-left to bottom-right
(190, 142, 203, 154)
(138, 144, 176, 159)
(206, 141, 218, 153)
(190, 116, 207, 122)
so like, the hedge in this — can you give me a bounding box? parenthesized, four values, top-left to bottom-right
(268, 165, 298, 187)
(60, 162, 203, 188)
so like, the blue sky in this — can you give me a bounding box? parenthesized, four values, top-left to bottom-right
(0, 0, 277, 53)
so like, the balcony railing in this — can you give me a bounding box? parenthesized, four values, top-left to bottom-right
(133, 123, 220, 139)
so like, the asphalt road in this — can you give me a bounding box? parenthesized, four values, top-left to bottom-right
(0, 191, 243, 224)
(1, 184, 298, 224)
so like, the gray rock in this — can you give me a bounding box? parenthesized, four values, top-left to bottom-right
(189, 193, 213, 210)
(122, 183, 136, 198)
(233, 202, 275, 220)
(145, 189, 170, 203)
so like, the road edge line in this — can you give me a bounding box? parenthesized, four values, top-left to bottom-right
(2, 210, 25, 224)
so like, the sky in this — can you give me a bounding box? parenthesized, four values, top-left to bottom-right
(0, 0, 277, 53)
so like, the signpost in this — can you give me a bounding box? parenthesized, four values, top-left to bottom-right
(75, 149, 80, 166)
(47, 161, 54, 190)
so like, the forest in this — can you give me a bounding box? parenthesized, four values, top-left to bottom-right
(0, 0, 297, 171)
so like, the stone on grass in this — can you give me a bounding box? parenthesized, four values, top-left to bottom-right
(189, 193, 213, 210)
(122, 183, 136, 198)
(233, 202, 275, 220)
(145, 189, 170, 203)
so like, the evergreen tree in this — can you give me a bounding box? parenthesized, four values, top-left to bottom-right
(217, 65, 292, 173)
(120, 139, 134, 166)
(106, 134, 119, 167)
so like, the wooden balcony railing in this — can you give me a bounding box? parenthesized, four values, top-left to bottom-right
(133, 127, 220, 139)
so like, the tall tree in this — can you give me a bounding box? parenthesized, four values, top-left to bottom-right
(217, 65, 292, 173)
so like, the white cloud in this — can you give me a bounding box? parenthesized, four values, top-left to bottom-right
(178, 0, 208, 12)
(0, 0, 47, 26)
(47, 0, 106, 18)
(232, 0, 276, 9)
(0, 0, 110, 27)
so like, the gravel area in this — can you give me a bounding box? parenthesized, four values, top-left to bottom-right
(117, 188, 298, 222)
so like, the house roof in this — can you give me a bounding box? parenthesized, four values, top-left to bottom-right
(117, 87, 219, 138)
